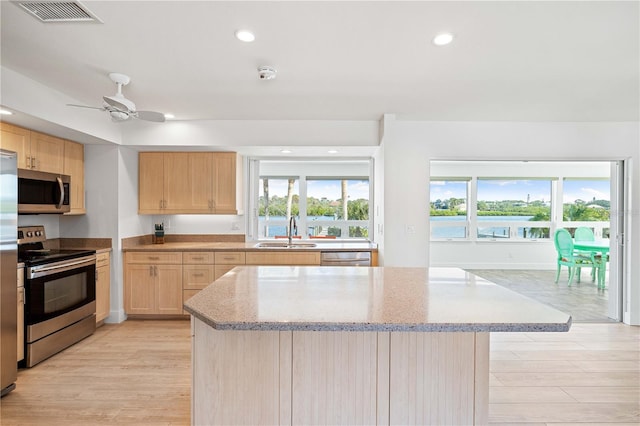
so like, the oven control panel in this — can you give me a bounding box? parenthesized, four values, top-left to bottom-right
(17, 226, 46, 244)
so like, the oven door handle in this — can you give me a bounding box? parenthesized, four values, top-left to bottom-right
(28, 256, 96, 279)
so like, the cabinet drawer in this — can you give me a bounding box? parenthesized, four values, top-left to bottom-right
(183, 265, 215, 290)
(96, 252, 110, 267)
(125, 252, 182, 264)
(184, 252, 214, 264)
(215, 251, 245, 265)
(214, 265, 238, 281)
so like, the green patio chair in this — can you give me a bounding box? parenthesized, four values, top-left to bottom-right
(554, 228, 599, 286)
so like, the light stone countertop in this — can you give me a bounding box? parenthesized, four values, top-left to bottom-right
(122, 241, 377, 252)
(184, 266, 572, 333)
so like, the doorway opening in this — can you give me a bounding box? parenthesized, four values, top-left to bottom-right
(428, 160, 624, 322)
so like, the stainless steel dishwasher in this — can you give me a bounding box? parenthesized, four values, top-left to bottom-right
(320, 251, 371, 266)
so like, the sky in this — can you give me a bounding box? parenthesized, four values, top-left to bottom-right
(563, 180, 610, 203)
(260, 179, 370, 200)
(430, 179, 610, 203)
(478, 180, 551, 202)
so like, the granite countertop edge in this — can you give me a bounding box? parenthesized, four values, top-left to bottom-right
(184, 306, 572, 333)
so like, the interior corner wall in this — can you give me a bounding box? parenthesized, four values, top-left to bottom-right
(380, 120, 640, 324)
(116, 146, 153, 322)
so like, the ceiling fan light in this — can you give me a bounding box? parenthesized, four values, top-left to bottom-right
(109, 110, 129, 121)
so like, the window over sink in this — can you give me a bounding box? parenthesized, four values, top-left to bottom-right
(249, 159, 372, 241)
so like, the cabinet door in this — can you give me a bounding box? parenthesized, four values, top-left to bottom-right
(124, 264, 156, 314)
(0, 122, 31, 169)
(96, 253, 111, 323)
(156, 265, 183, 315)
(212, 153, 237, 213)
(63, 140, 85, 214)
(190, 153, 213, 212)
(30, 131, 64, 173)
(139, 152, 164, 213)
(163, 153, 192, 212)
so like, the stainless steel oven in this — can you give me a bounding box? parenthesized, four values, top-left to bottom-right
(18, 226, 96, 367)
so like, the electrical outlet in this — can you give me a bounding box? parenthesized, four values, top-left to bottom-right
(232, 222, 240, 230)
(405, 225, 415, 234)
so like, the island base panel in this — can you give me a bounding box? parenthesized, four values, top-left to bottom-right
(192, 318, 489, 425)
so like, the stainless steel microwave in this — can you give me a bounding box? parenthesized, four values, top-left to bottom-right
(18, 169, 70, 214)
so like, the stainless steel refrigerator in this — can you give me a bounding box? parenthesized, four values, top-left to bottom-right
(0, 149, 17, 396)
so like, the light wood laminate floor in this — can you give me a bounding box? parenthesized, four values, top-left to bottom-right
(1, 319, 637, 425)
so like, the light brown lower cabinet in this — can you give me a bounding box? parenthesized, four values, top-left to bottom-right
(124, 252, 183, 316)
(95, 252, 111, 323)
(124, 249, 374, 318)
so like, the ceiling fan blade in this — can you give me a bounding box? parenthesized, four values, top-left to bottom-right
(67, 103, 105, 111)
(103, 96, 130, 112)
(135, 111, 166, 123)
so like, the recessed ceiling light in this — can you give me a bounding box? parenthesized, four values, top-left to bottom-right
(433, 33, 454, 46)
(328, 150, 338, 154)
(0, 109, 13, 115)
(280, 149, 292, 154)
(164, 113, 175, 119)
(235, 30, 255, 42)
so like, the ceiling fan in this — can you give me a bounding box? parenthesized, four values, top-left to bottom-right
(67, 73, 165, 123)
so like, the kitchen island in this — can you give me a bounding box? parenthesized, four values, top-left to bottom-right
(184, 266, 571, 426)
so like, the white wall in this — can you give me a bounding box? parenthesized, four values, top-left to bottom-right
(381, 117, 640, 324)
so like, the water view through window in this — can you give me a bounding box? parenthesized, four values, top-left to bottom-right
(430, 169, 610, 240)
(259, 178, 369, 238)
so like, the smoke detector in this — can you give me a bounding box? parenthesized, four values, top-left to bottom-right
(257, 66, 277, 80)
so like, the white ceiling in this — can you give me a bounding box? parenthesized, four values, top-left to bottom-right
(1, 0, 638, 124)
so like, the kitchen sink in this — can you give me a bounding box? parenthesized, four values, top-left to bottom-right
(255, 242, 317, 248)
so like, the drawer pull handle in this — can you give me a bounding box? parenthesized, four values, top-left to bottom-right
(193, 273, 204, 277)
(148, 256, 160, 260)
(192, 257, 204, 260)
(223, 257, 234, 260)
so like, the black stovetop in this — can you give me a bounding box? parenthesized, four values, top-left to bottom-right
(18, 243, 95, 266)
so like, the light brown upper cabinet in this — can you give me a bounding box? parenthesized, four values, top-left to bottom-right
(63, 140, 85, 214)
(0, 123, 31, 169)
(0, 123, 65, 174)
(138, 151, 240, 214)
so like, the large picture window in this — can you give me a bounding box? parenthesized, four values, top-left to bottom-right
(429, 161, 611, 242)
(252, 160, 372, 241)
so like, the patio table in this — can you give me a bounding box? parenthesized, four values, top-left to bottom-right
(573, 239, 610, 289)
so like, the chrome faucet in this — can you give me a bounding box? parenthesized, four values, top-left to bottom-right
(288, 216, 297, 245)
